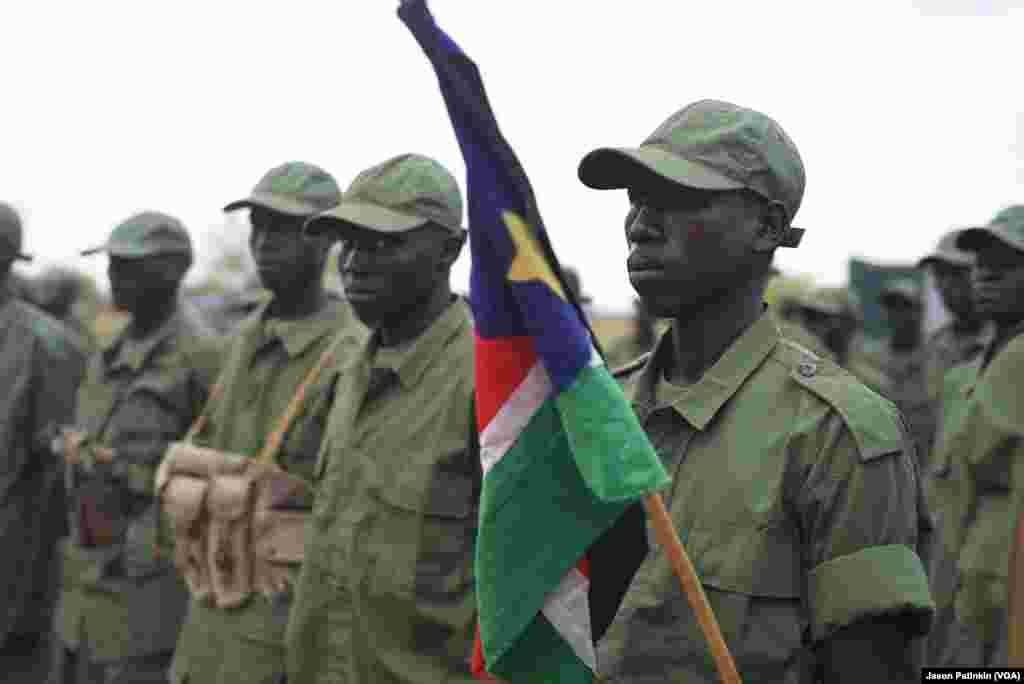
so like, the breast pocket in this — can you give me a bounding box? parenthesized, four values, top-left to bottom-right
(364, 455, 478, 607)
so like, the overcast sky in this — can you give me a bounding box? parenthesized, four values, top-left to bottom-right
(2, 0, 1022, 313)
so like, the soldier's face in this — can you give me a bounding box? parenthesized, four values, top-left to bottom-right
(972, 239, 1024, 322)
(249, 207, 327, 296)
(338, 224, 450, 329)
(624, 181, 765, 319)
(930, 262, 976, 321)
(108, 255, 181, 314)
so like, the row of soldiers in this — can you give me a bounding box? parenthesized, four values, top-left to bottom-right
(0, 97, 1022, 684)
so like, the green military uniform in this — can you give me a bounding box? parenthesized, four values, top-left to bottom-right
(56, 213, 221, 684)
(577, 100, 933, 681)
(288, 155, 478, 684)
(932, 212, 1024, 666)
(596, 315, 933, 682)
(0, 203, 87, 683)
(169, 163, 365, 684)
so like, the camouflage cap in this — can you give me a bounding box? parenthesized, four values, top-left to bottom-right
(880, 277, 923, 307)
(224, 161, 342, 217)
(82, 211, 192, 260)
(0, 203, 33, 262)
(918, 229, 976, 269)
(957, 205, 1024, 254)
(305, 153, 464, 237)
(578, 99, 806, 247)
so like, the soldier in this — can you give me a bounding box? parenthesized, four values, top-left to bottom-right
(163, 162, 365, 684)
(52, 212, 221, 684)
(917, 230, 991, 405)
(868, 278, 934, 462)
(577, 100, 933, 682)
(0, 203, 86, 683)
(932, 206, 1024, 667)
(34, 266, 97, 352)
(286, 154, 477, 684)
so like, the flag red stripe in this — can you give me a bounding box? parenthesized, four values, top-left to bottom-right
(474, 333, 538, 431)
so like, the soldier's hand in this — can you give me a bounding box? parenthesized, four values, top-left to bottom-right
(94, 446, 116, 464)
(56, 428, 88, 465)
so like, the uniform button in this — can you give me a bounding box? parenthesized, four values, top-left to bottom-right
(798, 361, 817, 377)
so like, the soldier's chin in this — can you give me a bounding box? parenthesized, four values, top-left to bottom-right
(633, 291, 686, 320)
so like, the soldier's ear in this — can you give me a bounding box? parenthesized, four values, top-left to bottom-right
(752, 201, 788, 253)
(438, 228, 466, 271)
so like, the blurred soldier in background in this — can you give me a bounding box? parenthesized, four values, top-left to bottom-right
(53, 212, 221, 684)
(932, 206, 1024, 667)
(34, 266, 97, 352)
(0, 202, 87, 683)
(606, 297, 659, 368)
(918, 230, 991, 406)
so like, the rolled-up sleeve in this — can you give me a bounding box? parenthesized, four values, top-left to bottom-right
(794, 410, 934, 642)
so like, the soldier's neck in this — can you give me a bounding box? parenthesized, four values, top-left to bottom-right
(952, 315, 984, 335)
(378, 285, 453, 349)
(889, 331, 920, 352)
(128, 295, 177, 340)
(266, 282, 327, 321)
(664, 282, 764, 386)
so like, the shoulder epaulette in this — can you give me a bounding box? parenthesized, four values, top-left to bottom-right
(788, 356, 907, 463)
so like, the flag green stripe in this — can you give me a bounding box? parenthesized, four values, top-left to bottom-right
(491, 612, 595, 684)
(477, 394, 632, 667)
(557, 364, 671, 502)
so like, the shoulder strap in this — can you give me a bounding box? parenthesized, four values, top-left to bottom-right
(256, 332, 348, 466)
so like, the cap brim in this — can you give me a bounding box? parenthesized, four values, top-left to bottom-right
(80, 244, 169, 258)
(917, 249, 973, 269)
(578, 145, 745, 192)
(304, 201, 428, 237)
(957, 225, 1024, 253)
(223, 192, 322, 217)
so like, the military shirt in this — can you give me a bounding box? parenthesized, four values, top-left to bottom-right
(57, 306, 221, 661)
(288, 298, 477, 684)
(171, 294, 365, 684)
(0, 295, 86, 643)
(599, 312, 933, 683)
(935, 323, 1024, 646)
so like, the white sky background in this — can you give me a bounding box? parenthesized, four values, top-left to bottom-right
(2, 0, 1022, 314)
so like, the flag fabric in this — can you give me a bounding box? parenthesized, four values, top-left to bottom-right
(398, 2, 672, 682)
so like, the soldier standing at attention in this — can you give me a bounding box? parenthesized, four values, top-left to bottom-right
(285, 154, 477, 684)
(163, 162, 365, 684)
(53, 212, 221, 684)
(577, 100, 934, 682)
(934, 206, 1024, 667)
(0, 203, 86, 683)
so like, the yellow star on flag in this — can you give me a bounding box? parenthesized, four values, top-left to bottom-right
(502, 211, 566, 301)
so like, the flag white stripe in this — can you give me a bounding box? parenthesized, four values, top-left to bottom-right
(479, 361, 551, 476)
(541, 567, 597, 671)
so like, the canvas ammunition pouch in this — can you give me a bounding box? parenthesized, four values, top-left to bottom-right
(207, 474, 254, 609)
(159, 337, 338, 607)
(162, 475, 212, 600)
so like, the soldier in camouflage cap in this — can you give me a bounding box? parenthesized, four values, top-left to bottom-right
(287, 153, 477, 684)
(168, 161, 365, 684)
(0, 203, 85, 683)
(579, 101, 932, 682)
(920, 230, 993, 668)
(931, 205, 1024, 666)
(54, 211, 220, 684)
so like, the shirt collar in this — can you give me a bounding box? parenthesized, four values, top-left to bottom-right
(104, 310, 182, 373)
(627, 311, 779, 430)
(257, 297, 347, 359)
(370, 297, 471, 390)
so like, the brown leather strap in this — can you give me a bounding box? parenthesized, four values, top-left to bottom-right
(256, 333, 345, 466)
